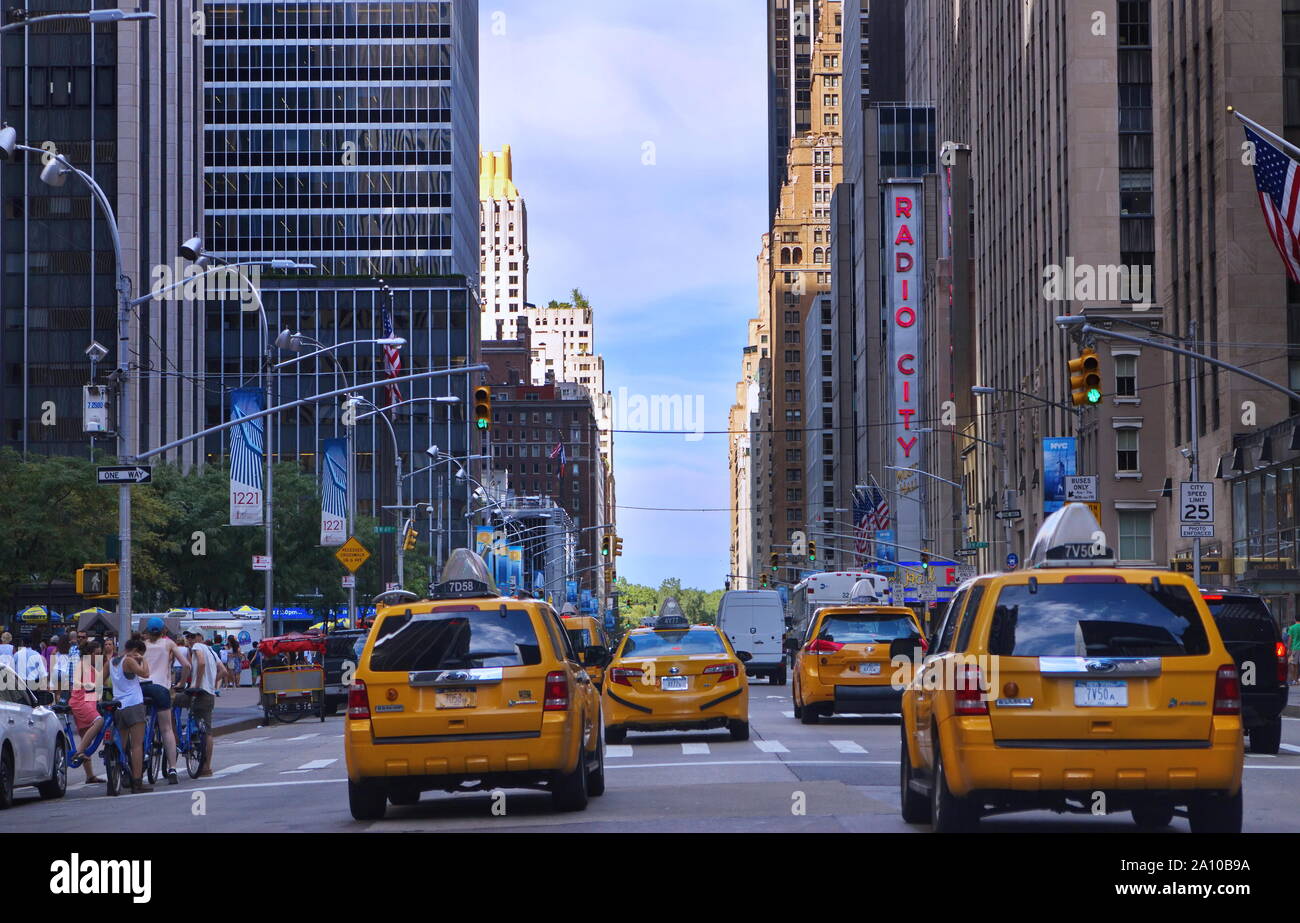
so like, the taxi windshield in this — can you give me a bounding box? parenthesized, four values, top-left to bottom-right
(622, 630, 727, 657)
(987, 582, 1210, 657)
(368, 608, 542, 670)
(818, 614, 919, 643)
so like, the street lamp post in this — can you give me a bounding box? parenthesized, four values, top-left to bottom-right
(885, 464, 968, 557)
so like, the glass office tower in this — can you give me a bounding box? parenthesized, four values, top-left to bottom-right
(202, 0, 481, 575)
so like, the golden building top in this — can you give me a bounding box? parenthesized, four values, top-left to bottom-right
(480, 145, 520, 201)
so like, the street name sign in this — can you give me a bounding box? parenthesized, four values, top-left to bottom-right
(1064, 476, 1098, 502)
(97, 465, 152, 485)
(252, 555, 271, 572)
(335, 537, 371, 573)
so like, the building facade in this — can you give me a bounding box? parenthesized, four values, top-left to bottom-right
(1, 5, 204, 465)
(479, 144, 528, 338)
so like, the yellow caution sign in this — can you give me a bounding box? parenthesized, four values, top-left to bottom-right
(335, 536, 371, 573)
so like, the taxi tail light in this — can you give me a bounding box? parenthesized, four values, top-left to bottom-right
(1277, 641, 1289, 684)
(609, 667, 643, 686)
(544, 671, 569, 711)
(953, 666, 988, 715)
(807, 639, 844, 654)
(347, 680, 371, 719)
(1213, 664, 1241, 715)
(918, 637, 929, 654)
(703, 663, 738, 682)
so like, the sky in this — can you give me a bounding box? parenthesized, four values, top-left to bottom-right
(478, 2, 767, 591)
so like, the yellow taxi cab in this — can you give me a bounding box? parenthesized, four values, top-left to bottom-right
(560, 611, 612, 689)
(344, 550, 605, 820)
(899, 503, 1245, 832)
(793, 601, 925, 723)
(603, 612, 751, 743)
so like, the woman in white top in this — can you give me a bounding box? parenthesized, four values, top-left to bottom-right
(110, 637, 152, 793)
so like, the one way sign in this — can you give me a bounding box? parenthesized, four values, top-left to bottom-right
(97, 465, 153, 485)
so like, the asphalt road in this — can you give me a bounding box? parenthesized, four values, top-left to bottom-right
(8, 683, 1300, 832)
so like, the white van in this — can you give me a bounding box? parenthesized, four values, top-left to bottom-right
(717, 590, 787, 684)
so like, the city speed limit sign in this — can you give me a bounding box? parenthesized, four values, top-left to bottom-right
(1179, 481, 1214, 524)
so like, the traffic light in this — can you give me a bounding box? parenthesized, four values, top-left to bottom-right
(759, 573, 769, 588)
(401, 518, 418, 551)
(76, 564, 118, 599)
(600, 535, 611, 557)
(1068, 347, 1102, 406)
(614, 536, 624, 557)
(473, 385, 492, 430)
(770, 551, 780, 572)
(808, 539, 817, 563)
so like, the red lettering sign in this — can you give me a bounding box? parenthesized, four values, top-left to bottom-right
(897, 436, 918, 457)
(897, 354, 915, 374)
(894, 225, 914, 246)
(895, 252, 913, 272)
(895, 197, 913, 218)
(895, 306, 915, 328)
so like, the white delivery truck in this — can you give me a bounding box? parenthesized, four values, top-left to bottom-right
(717, 589, 788, 685)
(786, 571, 889, 642)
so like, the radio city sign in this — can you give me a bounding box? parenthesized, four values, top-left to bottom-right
(886, 180, 924, 551)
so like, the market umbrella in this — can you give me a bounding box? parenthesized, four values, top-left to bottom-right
(72, 607, 115, 633)
(17, 604, 59, 624)
(232, 605, 261, 616)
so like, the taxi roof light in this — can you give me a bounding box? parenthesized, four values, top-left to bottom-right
(434, 548, 500, 596)
(1027, 503, 1115, 568)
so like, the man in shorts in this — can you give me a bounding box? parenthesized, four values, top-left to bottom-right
(184, 631, 217, 777)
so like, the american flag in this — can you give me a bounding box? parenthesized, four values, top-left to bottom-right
(549, 441, 566, 475)
(852, 485, 891, 555)
(1242, 120, 1300, 282)
(870, 485, 890, 531)
(380, 296, 402, 405)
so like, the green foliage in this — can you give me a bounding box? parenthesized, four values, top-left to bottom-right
(0, 451, 436, 614)
(612, 576, 723, 631)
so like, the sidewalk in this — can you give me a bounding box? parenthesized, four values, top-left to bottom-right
(1286, 684, 1300, 719)
(210, 683, 266, 737)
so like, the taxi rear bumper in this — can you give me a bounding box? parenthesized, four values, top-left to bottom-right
(941, 716, 1244, 797)
(832, 684, 903, 714)
(344, 719, 579, 783)
(604, 684, 747, 728)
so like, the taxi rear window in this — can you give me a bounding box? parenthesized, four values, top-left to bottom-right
(986, 581, 1210, 658)
(368, 608, 542, 670)
(622, 630, 727, 656)
(1204, 597, 1278, 644)
(567, 628, 593, 649)
(817, 614, 919, 643)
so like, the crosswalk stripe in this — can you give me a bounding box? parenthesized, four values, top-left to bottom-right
(681, 743, 710, 755)
(286, 733, 319, 741)
(753, 740, 788, 753)
(297, 759, 337, 770)
(781, 711, 794, 718)
(213, 763, 259, 777)
(830, 740, 867, 754)
(229, 737, 268, 746)
(1280, 744, 1300, 754)
(605, 745, 633, 758)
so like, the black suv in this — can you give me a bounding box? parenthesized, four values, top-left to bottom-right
(1201, 589, 1288, 753)
(324, 629, 368, 716)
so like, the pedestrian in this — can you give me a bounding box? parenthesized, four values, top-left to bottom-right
(52, 635, 74, 703)
(141, 617, 190, 785)
(226, 637, 243, 688)
(100, 634, 117, 702)
(183, 632, 216, 777)
(42, 632, 59, 672)
(69, 640, 105, 784)
(1287, 616, 1300, 685)
(0, 631, 12, 669)
(111, 635, 152, 793)
(12, 632, 49, 688)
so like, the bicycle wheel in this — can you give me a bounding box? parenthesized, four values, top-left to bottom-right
(146, 728, 162, 784)
(185, 720, 207, 779)
(104, 744, 122, 796)
(278, 702, 307, 723)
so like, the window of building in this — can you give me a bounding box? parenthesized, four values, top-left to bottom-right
(1117, 509, 1153, 561)
(1116, 427, 1140, 472)
(1114, 355, 1137, 396)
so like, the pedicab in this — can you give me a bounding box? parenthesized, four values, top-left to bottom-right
(257, 632, 327, 723)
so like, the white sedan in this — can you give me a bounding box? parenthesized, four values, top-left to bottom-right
(0, 665, 68, 807)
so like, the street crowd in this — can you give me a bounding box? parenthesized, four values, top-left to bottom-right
(0, 619, 255, 794)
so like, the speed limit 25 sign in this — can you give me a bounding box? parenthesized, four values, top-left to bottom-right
(1179, 481, 1214, 524)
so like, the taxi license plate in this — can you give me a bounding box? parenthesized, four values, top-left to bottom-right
(1075, 681, 1127, 707)
(661, 677, 689, 691)
(858, 663, 882, 675)
(436, 690, 477, 709)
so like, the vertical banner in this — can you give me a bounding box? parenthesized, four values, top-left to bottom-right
(885, 180, 925, 555)
(508, 545, 523, 590)
(1042, 437, 1077, 514)
(475, 528, 493, 558)
(229, 387, 265, 526)
(321, 438, 348, 546)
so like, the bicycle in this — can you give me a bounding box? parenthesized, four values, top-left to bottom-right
(142, 700, 164, 784)
(171, 688, 209, 779)
(61, 700, 130, 796)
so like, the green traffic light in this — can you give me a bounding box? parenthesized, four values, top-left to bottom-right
(1086, 388, 1102, 404)
(476, 418, 488, 429)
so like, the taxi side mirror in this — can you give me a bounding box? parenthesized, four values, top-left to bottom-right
(735, 650, 754, 663)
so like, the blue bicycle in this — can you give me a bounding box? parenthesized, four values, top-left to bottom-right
(142, 700, 166, 784)
(171, 688, 209, 779)
(58, 700, 130, 796)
